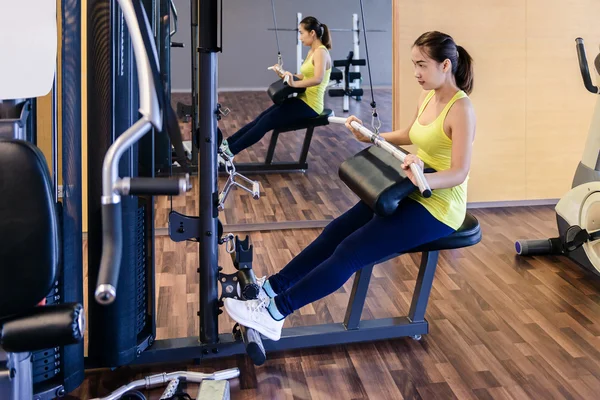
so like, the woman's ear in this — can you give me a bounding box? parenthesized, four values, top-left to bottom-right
(443, 59, 451, 73)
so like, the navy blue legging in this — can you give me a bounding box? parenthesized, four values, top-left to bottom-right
(268, 198, 456, 317)
(226, 97, 318, 155)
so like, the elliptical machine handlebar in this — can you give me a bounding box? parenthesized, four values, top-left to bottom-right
(575, 38, 600, 94)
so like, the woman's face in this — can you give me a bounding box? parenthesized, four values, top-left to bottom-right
(299, 24, 315, 46)
(411, 45, 449, 90)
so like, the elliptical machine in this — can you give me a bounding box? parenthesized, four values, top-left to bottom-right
(515, 38, 600, 276)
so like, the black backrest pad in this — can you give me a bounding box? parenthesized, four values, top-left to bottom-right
(0, 140, 58, 319)
(339, 145, 434, 217)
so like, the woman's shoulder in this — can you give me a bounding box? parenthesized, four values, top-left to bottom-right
(447, 94, 475, 124)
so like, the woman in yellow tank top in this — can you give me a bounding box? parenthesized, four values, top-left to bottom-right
(219, 17, 332, 160)
(347, 31, 476, 231)
(223, 32, 477, 343)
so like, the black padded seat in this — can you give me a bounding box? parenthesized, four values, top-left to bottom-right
(408, 213, 482, 253)
(0, 139, 58, 320)
(279, 108, 333, 132)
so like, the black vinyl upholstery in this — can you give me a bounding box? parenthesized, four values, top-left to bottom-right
(0, 140, 58, 320)
(267, 77, 306, 105)
(339, 145, 435, 217)
(1, 303, 84, 353)
(407, 212, 482, 252)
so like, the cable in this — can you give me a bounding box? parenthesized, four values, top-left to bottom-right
(270, 0, 283, 67)
(358, 0, 381, 133)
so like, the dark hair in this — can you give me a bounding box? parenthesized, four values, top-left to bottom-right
(413, 31, 473, 94)
(300, 16, 332, 50)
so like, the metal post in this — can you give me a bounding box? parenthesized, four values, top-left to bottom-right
(264, 130, 280, 164)
(198, 0, 220, 344)
(298, 126, 314, 166)
(343, 264, 374, 330)
(52, 71, 59, 202)
(190, 0, 199, 167)
(408, 251, 439, 323)
(58, 0, 85, 393)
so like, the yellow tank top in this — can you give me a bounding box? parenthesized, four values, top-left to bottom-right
(408, 90, 469, 230)
(297, 45, 331, 114)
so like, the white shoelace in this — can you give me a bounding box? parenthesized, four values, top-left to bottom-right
(249, 297, 270, 314)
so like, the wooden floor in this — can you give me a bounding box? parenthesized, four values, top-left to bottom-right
(155, 90, 392, 228)
(72, 204, 600, 399)
(70, 91, 600, 399)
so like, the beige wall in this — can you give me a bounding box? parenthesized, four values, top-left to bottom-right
(393, 0, 600, 203)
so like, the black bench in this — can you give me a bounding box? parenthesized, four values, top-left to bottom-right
(231, 108, 333, 174)
(342, 213, 481, 336)
(238, 211, 481, 366)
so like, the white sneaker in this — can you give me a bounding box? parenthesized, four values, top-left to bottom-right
(237, 276, 269, 301)
(224, 297, 284, 341)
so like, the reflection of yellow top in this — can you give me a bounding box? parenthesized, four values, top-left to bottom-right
(297, 45, 331, 114)
(408, 90, 469, 230)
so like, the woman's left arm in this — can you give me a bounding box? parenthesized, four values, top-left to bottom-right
(402, 98, 476, 190)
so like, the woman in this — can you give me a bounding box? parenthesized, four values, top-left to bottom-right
(219, 16, 332, 161)
(224, 31, 476, 341)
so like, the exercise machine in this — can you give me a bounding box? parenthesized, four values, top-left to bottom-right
(0, 1, 86, 399)
(89, 0, 240, 397)
(515, 37, 600, 276)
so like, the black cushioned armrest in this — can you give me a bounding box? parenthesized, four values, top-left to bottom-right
(267, 77, 306, 105)
(339, 145, 435, 217)
(1, 303, 84, 353)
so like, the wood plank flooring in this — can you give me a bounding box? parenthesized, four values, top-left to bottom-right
(155, 90, 392, 228)
(72, 204, 600, 399)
